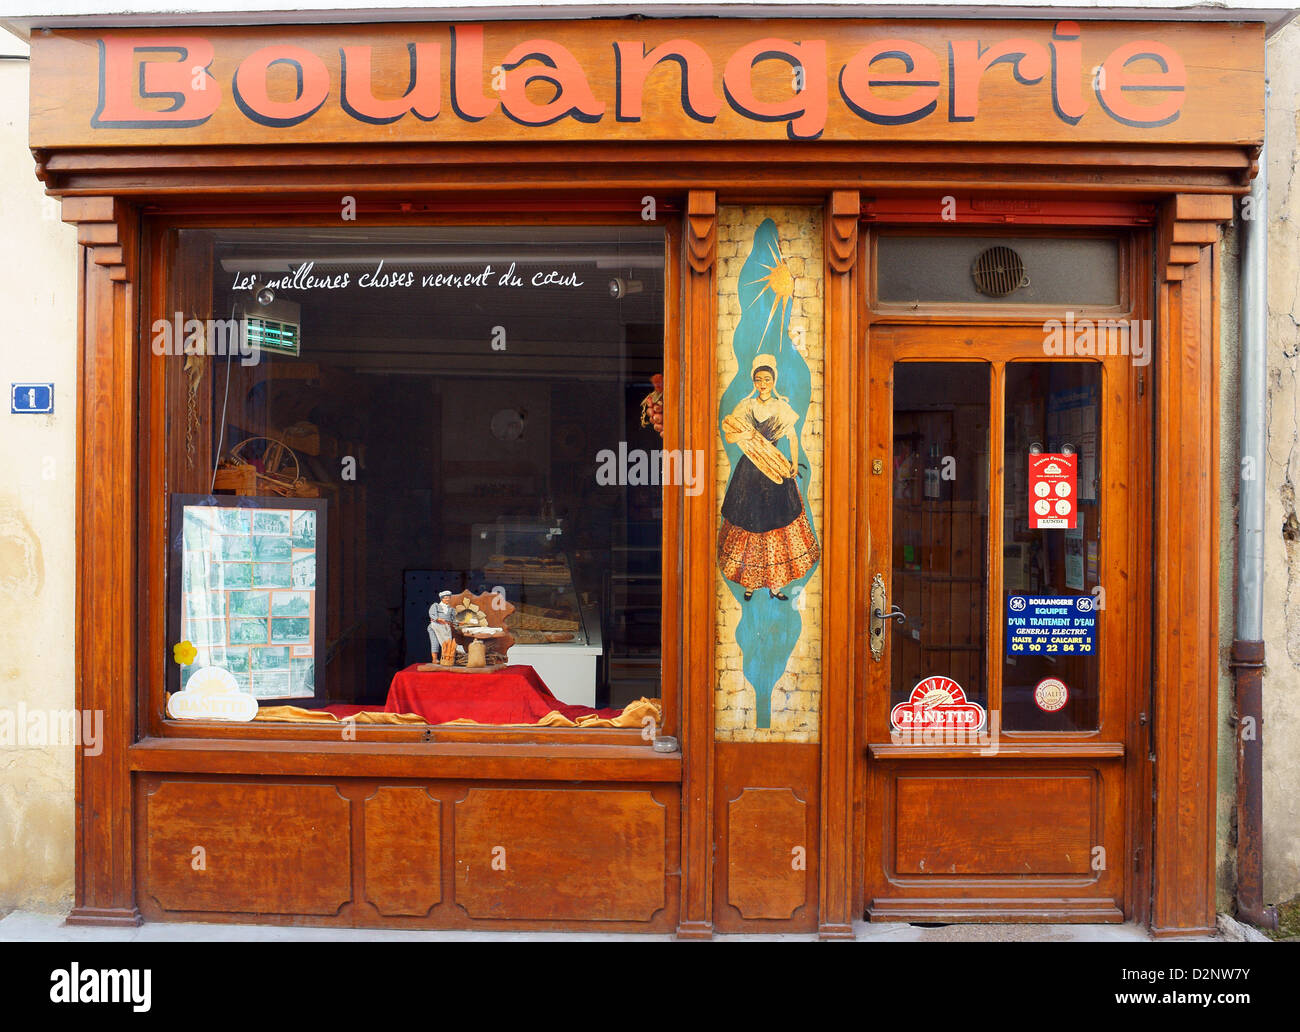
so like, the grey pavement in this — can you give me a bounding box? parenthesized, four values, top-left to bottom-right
(0, 908, 1229, 942)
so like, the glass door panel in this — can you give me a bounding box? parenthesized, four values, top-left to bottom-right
(1002, 361, 1103, 731)
(889, 363, 990, 714)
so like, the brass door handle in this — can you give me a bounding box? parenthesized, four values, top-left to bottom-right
(869, 574, 905, 662)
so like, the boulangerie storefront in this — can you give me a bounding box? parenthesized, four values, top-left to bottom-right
(16, 9, 1265, 936)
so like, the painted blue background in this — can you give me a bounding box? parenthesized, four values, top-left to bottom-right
(718, 217, 820, 729)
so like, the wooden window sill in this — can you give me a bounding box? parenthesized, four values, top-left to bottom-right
(130, 735, 682, 782)
(868, 741, 1124, 760)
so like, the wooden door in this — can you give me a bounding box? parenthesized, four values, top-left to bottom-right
(862, 324, 1148, 922)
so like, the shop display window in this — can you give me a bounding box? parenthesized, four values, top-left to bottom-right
(161, 224, 668, 728)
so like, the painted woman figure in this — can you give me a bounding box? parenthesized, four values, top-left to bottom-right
(718, 354, 821, 600)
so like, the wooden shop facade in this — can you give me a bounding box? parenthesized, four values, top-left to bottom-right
(24, 13, 1262, 936)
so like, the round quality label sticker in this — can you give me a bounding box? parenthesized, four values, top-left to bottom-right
(1034, 677, 1069, 713)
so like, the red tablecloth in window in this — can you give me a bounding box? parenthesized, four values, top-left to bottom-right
(382, 664, 625, 726)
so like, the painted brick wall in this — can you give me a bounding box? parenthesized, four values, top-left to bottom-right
(714, 205, 824, 742)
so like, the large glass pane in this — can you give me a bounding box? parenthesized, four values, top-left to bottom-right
(167, 226, 665, 714)
(1002, 361, 1102, 731)
(890, 363, 990, 713)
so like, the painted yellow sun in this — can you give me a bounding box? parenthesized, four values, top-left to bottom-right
(744, 240, 796, 351)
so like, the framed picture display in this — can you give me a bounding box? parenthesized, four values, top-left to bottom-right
(168, 494, 327, 703)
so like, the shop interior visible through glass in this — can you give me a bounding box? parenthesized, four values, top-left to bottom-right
(166, 226, 666, 714)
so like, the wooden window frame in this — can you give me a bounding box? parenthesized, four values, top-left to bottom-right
(136, 205, 685, 746)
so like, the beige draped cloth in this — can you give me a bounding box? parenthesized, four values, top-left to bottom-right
(252, 697, 663, 729)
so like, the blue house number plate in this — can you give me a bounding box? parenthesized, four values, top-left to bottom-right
(11, 384, 54, 414)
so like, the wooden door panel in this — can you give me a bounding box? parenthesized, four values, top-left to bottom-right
(867, 760, 1126, 920)
(893, 774, 1094, 875)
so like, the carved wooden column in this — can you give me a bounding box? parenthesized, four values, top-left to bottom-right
(677, 190, 717, 939)
(61, 195, 142, 926)
(1150, 193, 1232, 937)
(818, 190, 859, 939)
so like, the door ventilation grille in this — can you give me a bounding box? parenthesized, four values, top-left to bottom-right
(971, 245, 1028, 298)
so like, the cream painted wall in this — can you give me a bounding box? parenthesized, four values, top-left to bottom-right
(1216, 22, 1300, 912)
(1258, 22, 1300, 905)
(0, 42, 78, 912)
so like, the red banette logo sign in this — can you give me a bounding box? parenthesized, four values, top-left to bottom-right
(26, 19, 1264, 148)
(891, 676, 987, 732)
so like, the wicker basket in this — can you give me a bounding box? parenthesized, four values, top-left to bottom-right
(214, 436, 318, 497)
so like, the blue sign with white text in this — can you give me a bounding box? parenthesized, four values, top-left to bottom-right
(11, 383, 53, 414)
(1006, 594, 1096, 656)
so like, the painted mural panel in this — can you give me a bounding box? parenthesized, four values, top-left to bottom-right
(715, 207, 823, 742)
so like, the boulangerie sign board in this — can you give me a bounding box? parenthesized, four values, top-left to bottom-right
(27, 19, 1263, 149)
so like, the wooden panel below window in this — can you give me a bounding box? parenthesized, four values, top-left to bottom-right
(363, 786, 441, 917)
(727, 788, 807, 919)
(453, 788, 667, 922)
(144, 780, 352, 915)
(135, 775, 678, 930)
(893, 774, 1094, 875)
(713, 743, 819, 932)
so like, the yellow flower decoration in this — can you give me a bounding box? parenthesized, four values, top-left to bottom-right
(173, 640, 198, 666)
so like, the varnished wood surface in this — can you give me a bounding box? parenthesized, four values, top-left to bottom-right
(894, 774, 1095, 875)
(364, 787, 442, 916)
(713, 743, 819, 933)
(454, 788, 668, 922)
(145, 780, 352, 914)
(1148, 194, 1227, 937)
(29, 20, 1262, 148)
(869, 742, 1125, 759)
(136, 775, 679, 930)
(40, 143, 1256, 200)
(868, 898, 1124, 923)
(818, 190, 859, 938)
(129, 737, 683, 781)
(726, 789, 808, 920)
(659, 218, 684, 739)
(859, 229, 1149, 923)
(867, 759, 1126, 916)
(677, 190, 717, 939)
(68, 204, 142, 927)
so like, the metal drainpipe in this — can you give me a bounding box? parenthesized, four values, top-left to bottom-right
(1232, 70, 1279, 931)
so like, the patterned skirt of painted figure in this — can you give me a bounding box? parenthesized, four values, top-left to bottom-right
(718, 387, 820, 596)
